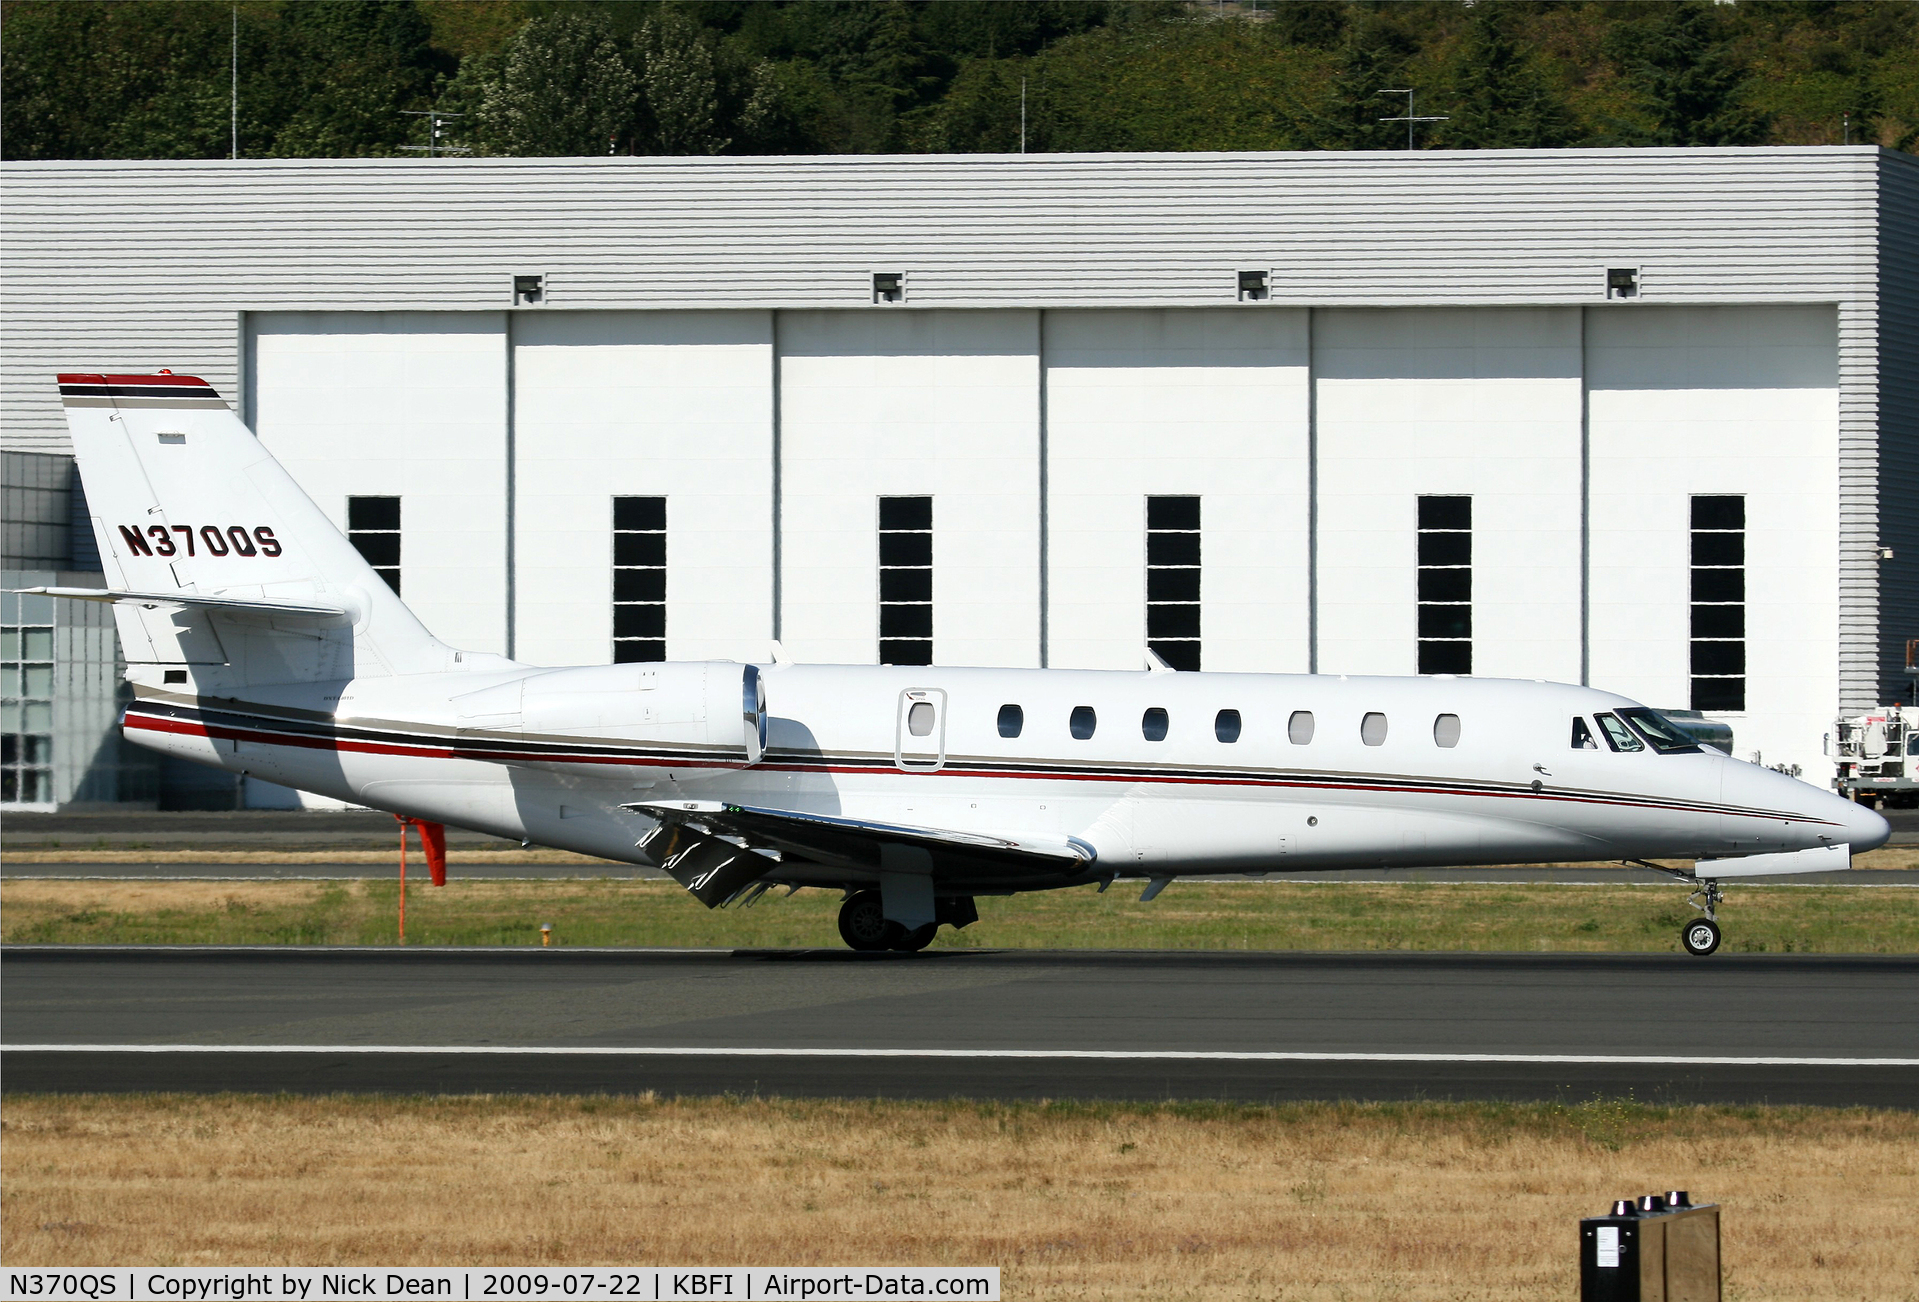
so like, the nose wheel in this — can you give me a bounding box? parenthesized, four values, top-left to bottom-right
(1682, 917, 1721, 957)
(1682, 877, 1725, 957)
(1631, 862, 1729, 957)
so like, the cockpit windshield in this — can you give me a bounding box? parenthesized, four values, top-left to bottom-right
(1616, 707, 1703, 754)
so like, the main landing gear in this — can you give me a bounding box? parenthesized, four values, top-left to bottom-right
(1681, 879, 1725, 957)
(837, 889, 937, 953)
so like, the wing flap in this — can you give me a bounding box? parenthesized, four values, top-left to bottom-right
(625, 800, 1096, 880)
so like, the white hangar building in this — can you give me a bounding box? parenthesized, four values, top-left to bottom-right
(2, 146, 1916, 808)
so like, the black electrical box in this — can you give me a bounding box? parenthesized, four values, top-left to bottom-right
(1581, 1193, 1720, 1302)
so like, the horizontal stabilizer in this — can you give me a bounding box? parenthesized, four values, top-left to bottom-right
(1697, 842, 1851, 877)
(17, 586, 350, 622)
(626, 800, 1096, 877)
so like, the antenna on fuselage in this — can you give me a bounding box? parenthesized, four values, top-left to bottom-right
(1144, 647, 1176, 674)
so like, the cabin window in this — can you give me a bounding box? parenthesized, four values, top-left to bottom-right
(1215, 709, 1242, 743)
(1146, 495, 1201, 671)
(1417, 495, 1471, 675)
(879, 496, 933, 666)
(906, 701, 935, 737)
(1595, 712, 1644, 753)
(1690, 495, 1744, 712)
(348, 495, 402, 596)
(612, 495, 666, 662)
(1141, 707, 1169, 742)
(1070, 705, 1097, 740)
(1361, 712, 1388, 746)
(1572, 717, 1598, 750)
(1433, 713, 1461, 748)
(1288, 710, 1315, 745)
(997, 704, 1023, 738)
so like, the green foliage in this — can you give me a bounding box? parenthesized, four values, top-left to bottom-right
(1439, 3, 1578, 150)
(1603, 1, 1764, 146)
(3, 1, 1915, 160)
(461, 9, 635, 156)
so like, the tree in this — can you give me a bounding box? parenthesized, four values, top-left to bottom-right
(1305, 11, 1417, 150)
(1608, 2, 1764, 146)
(639, 11, 727, 155)
(467, 11, 637, 157)
(1442, 4, 1578, 149)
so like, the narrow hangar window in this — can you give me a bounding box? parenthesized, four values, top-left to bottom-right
(879, 496, 932, 667)
(1147, 496, 1201, 671)
(1417, 496, 1471, 675)
(1, 605, 55, 806)
(347, 496, 401, 595)
(613, 496, 666, 663)
(1690, 495, 1745, 712)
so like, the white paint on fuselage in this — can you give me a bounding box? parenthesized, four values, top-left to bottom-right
(143, 660, 1889, 886)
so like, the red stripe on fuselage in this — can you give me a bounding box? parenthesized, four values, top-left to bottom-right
(122, 707, 1838, 827)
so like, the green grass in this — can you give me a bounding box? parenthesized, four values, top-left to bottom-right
(5, 877, 1918, 953)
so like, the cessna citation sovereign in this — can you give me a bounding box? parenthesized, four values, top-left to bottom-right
(29, 372, 1889, 956)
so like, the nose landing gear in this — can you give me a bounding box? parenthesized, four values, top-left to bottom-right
(1631, 862, 1726, 957)
(1682, 878, 1724, 957)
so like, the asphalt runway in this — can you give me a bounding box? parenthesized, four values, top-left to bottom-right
(5, 947, 1915, 1106)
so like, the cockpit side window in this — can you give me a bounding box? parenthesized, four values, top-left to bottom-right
(1617, 707, 1704, 754)
(1595, 713, 1644, 753)
(1571, 717, 1598, 750)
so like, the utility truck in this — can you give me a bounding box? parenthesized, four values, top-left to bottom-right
(1832, 704, 1919, 808)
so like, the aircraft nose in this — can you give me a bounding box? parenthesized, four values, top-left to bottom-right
(1837, 796, 1892, 853)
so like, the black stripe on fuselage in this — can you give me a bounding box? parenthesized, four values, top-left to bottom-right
(123, 696, 1836, 828)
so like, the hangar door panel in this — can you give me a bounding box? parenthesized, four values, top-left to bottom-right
(779, 310, 1040, 668)
(1314, 307, 1583, 682)
(248, 311, 509, 655)
(1586, 304, 1837, 776)
(1044, 308, 1310, 673)
(511, 311, 774, 667)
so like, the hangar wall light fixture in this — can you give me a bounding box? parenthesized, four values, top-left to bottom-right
(513, 275, 544, 306)
(872, 272, 905, 304)
(1606, 267, 1640, 300)
(1237, 270, 1270, 302)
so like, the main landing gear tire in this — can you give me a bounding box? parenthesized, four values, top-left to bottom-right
(891, 923, 938, 953)
(838, 890, 902, 952)
(1682, 917, 1722, 957)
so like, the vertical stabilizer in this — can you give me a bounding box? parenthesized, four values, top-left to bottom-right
(58, 372, 452, 682)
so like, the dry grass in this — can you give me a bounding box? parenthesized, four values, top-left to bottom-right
(3, 1094, 1916, 1300)
(5, 876, 1919, 953)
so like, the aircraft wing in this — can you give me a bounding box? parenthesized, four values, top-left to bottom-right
(622, 799, 1096, 907)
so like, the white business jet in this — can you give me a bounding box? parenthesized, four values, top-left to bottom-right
(29, 372, 1888, 956)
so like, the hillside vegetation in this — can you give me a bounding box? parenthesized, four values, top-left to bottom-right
(3, 0, 1915, 161)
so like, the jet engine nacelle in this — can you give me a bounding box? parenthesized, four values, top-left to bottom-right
(453, 661, 766, 776)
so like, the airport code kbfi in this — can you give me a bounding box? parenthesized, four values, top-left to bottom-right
(2, 1271, 998, 1302)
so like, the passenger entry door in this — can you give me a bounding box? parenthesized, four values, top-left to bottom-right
(895, 689, 947, 773)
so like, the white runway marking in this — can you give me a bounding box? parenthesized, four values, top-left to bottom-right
(6, 1045, 1915, 1067)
